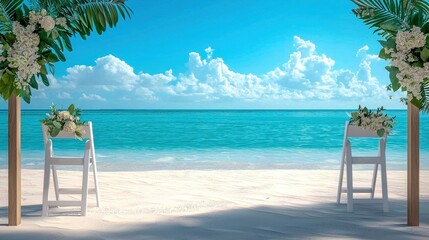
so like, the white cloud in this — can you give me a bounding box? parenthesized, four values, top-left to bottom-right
(64, 54, 139, 91)
(57, 92, 71, 99)
(80, 93, 106, 101)
(205, 46, 214, 59)
(35, 36, 394, 108)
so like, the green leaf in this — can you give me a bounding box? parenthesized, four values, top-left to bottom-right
(29, 75, 38, 89)
(410, 97, 422, 109)
(380, 22, 400, 33)
(386, 66, 401, 91)
(40, 65, 48, 75)
(51, 29, 59, 40)
(40, 74, 49, 86)
(377, 128, 385, 137)
(378, 38, 395, 50)
(50, 127, 60, 137)
(379, 48, 390, 60)
(20, 87, 31, 104)
(68, 104, 75, 114)
(53, 121, 62, 129)
(75, 131, 82, 138)
(421, 47, 429, 61)
(46, 53, 59, 63)
(351, 112, 358, 118)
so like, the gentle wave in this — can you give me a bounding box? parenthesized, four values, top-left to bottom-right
(0, 110, 428, 170)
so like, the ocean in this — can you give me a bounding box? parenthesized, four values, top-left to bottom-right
(0, 110, 428, 170)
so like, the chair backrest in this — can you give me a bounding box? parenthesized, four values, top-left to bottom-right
(344, 121, 386, 139)
(42, 121, 94, 145)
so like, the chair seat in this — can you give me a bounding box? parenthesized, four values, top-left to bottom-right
(349, 156, 383, 164)
(341, 187, 373, 193)
(49, 157, 84, 165)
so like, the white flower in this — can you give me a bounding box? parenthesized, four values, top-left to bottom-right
(385, 26, 428, 101)
(7, 21, 41, 88)
(29, 11, 42, 25)
(41, 9, 47, 16)
(58, 111, 71, 121)
(63, 121, 77, 133)
(40, 15, 56, 31)
(395, 26, 426, 52)
(56, 17, 67, 28)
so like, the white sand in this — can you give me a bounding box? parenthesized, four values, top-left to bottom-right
(0, 169, 428, 239)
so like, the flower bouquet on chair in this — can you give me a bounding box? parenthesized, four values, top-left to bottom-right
(41, 104, 87, 140)
(348, 105, 395, 137)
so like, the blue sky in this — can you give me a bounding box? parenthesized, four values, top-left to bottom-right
(0, 0, 406, 109)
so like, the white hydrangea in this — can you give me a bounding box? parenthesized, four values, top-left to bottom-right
(29, 11, 43, 25)
(29, 9, 66, 31)
(7, 21, 40, 89)
(40, 15, 56, 31)
(351, 111, 394, 135)
(395, 26, 426, 52)
(57, 111, 71, 121)
(63, 121, 77, 133)
(385, 26, 428, 100)
(56, 17, 67, 28)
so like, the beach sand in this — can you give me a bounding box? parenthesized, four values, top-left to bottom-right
(0, 169, 428, 239)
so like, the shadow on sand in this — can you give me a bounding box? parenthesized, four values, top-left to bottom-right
(0, 199, 428, 239)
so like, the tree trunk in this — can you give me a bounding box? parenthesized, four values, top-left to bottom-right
(407, 103, 419, 226)
(8, 95, 21, 226)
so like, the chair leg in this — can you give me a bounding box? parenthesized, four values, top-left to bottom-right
(92, 159, 101, 207)
(346, 160, 354, 212)
(52, 165, 60, 201)
(381, 161, 389, 212)
(337, 153, 345, 204)
(81, 158, 90, 216)
(370, 164, 378, 199)
(42, 163, 51, 217)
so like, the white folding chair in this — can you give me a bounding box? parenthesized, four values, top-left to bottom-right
(42, 121, 100, 216)
(337, 121, 389, 212)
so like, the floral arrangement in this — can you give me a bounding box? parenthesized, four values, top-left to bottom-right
(381, 26, 429, 103)
(349, 106, 396, 137)
(41, 104, 86, 140)
(0, 1, 132, 103)
(0, 8, 69, 103)
(352, 0, 429, 111)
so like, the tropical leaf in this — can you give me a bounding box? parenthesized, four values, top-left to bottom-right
(36, 0, 132, 39)
(0, 0, 23, 34)
(351, 0, 429, 38)
(421, 80, 429, 112)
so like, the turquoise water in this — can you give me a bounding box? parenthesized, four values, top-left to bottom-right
(0, 110, 428, 170)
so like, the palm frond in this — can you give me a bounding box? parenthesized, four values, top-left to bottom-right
(41, 0, 132, 39)
(0, 0, 23, 34)
(351, 0, 429, 38)
(421, 80, 429, 112)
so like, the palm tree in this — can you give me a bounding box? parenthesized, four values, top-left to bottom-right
(352, 0, 429, 112)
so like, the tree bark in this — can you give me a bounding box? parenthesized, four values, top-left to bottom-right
(8, 95, 21, 226)
(407, 103, 419, 226)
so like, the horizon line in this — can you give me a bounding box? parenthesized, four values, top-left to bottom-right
(0, 108, 408, 111)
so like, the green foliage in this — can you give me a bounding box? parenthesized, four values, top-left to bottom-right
(40, 103, 87, 139)
(349, 105, 396, 137)
(0, 0, 132, 103)
(0, 0, 23, 33)
(352, 0, 429, 113)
